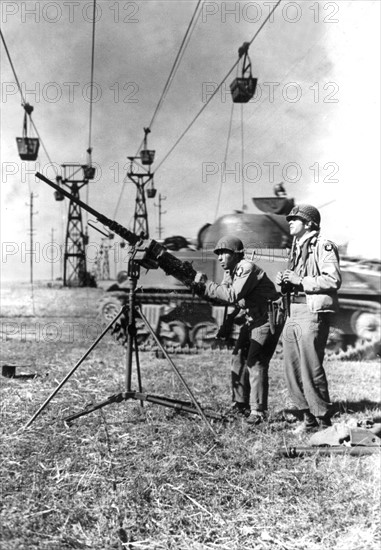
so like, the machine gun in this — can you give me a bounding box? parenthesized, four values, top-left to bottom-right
(279, 424, 381, 457)
(36, 172, 204, 294)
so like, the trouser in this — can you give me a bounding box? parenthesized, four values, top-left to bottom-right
(283, 304, 331, 418)
(231, 321, 282, 412)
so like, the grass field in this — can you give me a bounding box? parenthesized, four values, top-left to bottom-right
(1, 285, 380, 549)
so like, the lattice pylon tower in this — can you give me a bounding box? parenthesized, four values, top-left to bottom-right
(128, 172, 154, 239)
(64, 182, 87, 286)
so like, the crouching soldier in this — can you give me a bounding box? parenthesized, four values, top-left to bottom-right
(194, 236, 283, 425)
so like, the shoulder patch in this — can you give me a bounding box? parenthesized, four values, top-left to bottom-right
(235, 259, 257, 278)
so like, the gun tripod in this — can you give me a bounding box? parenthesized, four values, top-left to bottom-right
(24, 256, 221, 436)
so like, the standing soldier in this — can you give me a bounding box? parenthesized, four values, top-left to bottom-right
(276, 204, 342, 432)
(194, 236, 283, 425)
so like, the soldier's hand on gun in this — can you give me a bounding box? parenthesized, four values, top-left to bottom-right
(191, 272, 207, 295)
(275, 271, 284, 286)
(282, 269, 302, 286)
(194, 272, 208, 284)
(215, 325, 228, 339)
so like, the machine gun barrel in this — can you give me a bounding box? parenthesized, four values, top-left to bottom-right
(35, 172, 199, 290)
(36, 172, 141, 245)
(280, 446, 380, 458)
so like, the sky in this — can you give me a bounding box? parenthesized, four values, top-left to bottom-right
(1, 0, 380, 282)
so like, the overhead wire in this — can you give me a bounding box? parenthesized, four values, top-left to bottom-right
(86, 0, 97, 226)
(113, 0, 204, 220)
(135, 0, 204, 155)
(154, 0, 282, 174)
(87, 0, 97, 161)
(214, 100, 235, 221)
(240, 103, 245, 210)
(0, 29, 58, 176)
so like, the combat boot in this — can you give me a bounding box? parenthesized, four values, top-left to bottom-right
(228, 402, 251, 418)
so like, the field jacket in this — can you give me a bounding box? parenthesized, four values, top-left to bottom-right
(293, 233, 342, 313)
(204, 258, 279, 328)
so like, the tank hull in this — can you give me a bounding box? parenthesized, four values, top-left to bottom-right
(99, 213, 381, 355)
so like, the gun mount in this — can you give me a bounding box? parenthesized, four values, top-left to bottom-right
(36, 172, 202, 293)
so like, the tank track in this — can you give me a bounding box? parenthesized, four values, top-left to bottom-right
(100, 293, 381, 360)
(110, 316, 379, 361)
(325, 340, 380, 362)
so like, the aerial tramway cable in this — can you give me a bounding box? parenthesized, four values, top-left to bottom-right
(0, 29, 58, 175)
(144, 0, 204, 135)
(113, 0, 205, 219)
(85, 0, 97, 221)
(214, 99, 235, 221)
(87, 0, 97, 166)
(240, 103, 245, 210)
(214, 92, 247, 219)
(154, 0, 282, 174)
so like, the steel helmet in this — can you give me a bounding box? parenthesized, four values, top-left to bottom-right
(286, 204, 321, 227)
(213, 235, 244, 255)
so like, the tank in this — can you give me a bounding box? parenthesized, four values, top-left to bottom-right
(331, 256, 381, 353)
(98, 205, 381, 355)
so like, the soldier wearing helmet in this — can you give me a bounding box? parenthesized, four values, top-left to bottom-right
(276, 203, 342, 432)
(194, 234, 283, 425)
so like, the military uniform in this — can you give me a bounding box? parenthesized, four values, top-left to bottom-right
(204, 257, 282, 414)
(282, 230, 342, 419)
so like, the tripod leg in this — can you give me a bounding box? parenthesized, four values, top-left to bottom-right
(134, 333, 144, 407)
(137, 306, 217, 437)
(23, 306, 127, 430)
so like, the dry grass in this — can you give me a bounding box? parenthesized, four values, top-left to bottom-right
(1, 328, 380, 550)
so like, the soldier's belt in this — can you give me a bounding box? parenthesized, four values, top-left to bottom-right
(290, 295, 307, 304)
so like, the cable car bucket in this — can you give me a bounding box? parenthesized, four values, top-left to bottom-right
(54, 176, 65, 202)
(82, 147, 96, 180)
(230, 42, 257, 103)
(140, 127, 155, 166)
(16, 103, 40, 161)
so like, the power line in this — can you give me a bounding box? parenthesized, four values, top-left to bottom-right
(155, 0, 282, 173)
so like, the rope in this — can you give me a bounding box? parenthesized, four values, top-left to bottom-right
(155, 0, 282, 173)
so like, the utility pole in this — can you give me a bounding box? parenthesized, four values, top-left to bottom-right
(50, 228, 55, 282)
(26, 192, 38, 284)
(154, 193, 167, 239)
(100, 238, 111, 280)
